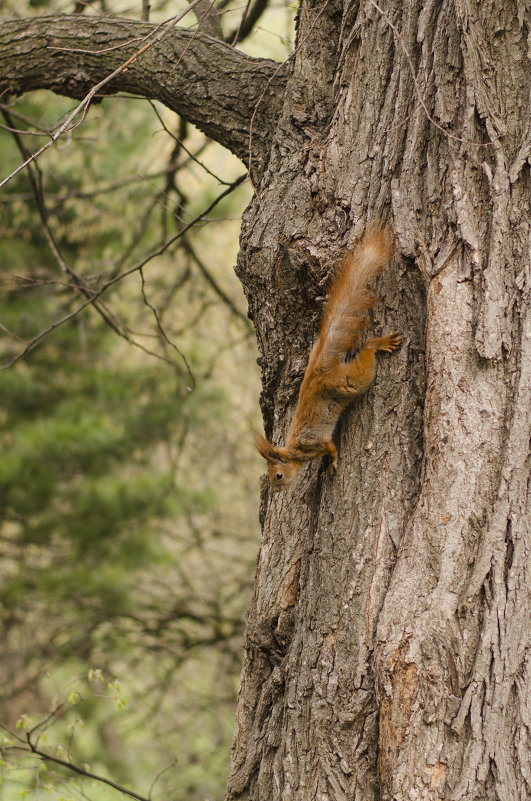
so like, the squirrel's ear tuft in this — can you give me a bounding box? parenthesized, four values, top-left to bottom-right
(255, 433, 281, 462)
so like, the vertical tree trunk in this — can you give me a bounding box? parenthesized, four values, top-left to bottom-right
(228, 0, 530, 799)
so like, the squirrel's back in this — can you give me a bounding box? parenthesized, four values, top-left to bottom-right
(255, 222, 401, 491)
(313, 224, 395, 368)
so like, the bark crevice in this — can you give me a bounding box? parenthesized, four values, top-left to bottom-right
(229, 0, 530, 799)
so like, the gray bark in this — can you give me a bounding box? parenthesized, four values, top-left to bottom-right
(0, 16, 286, 169)
(228, 0, 531, 799)
(0, 2, 529, 799)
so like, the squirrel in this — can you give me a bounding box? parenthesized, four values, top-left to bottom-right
(256, 223, 402, 492)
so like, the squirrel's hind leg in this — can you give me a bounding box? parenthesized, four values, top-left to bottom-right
(367, 331, 402, 353)
(333, 332, 402, 398)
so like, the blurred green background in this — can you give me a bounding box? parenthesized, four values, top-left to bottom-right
(0, 2, 294, 798)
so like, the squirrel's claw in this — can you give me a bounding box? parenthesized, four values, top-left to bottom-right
(384, 332, 402, 351)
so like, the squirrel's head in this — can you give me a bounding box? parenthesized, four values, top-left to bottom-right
(255, 434, 303, 492)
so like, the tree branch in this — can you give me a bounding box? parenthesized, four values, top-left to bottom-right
(193, 0, 223, 39)
(0, 173, 247, 370)
(24, 735, 150, 801)
(0, 15, 287, 170)
(228, 0, 270, 45)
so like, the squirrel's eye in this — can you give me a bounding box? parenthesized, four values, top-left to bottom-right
(275, 472, 283, 481)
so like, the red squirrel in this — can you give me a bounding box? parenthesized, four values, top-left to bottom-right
(256, 224, 401, 492)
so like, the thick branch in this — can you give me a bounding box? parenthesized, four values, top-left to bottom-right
(0, 16, 287, 170)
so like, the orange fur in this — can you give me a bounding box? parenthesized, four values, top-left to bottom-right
(257, 223, 402, 492)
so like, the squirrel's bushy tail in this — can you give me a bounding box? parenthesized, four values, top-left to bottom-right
(315, 224, 395, 368)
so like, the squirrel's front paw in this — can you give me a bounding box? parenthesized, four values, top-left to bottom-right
(328, 461, 337, 476)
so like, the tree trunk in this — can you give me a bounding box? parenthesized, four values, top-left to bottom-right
(227, 1, 530, 799)
(0, 2, 529, 799)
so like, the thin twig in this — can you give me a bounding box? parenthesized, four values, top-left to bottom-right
(1, 174, 247, 370)
(0, 102, 54, 132)
(229, 0, 252, 45)
(0, 0, 205, 191)
(1, 109, 172, 367)
(24, 734, 150, 801)
(367, 0, 495, 148)
(229, 0, 270, 45)
(46, 36, 146, 55)
(139, 267, 196, 389)
(147, 759, 177, 800)
(0, 121, 51, 137)
(147, 100, 231, 185)
(0, 167, 190, 204)
(182, 239, 252, 328)
(27, 704, 65, 744)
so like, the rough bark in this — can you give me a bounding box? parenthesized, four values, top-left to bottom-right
(228, 0, 531, 799)
(0, 16, 286, 169)
(0, 2, 529, 799)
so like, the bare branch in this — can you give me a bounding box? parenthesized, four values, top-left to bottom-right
(0, 174, 247, 371)
(229, 0, 270, 45)
(147, 100, 232, 185)
(183, 239, 252, 328)
(193, 0, 223, 39)
(141, 1, 151, 22)
(1, 107, 183, 372)
(139, 268, 196, 389)
(0, 15, 287, 169)
(0, 3, 205, 190)
(23, 734, 151, 801)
